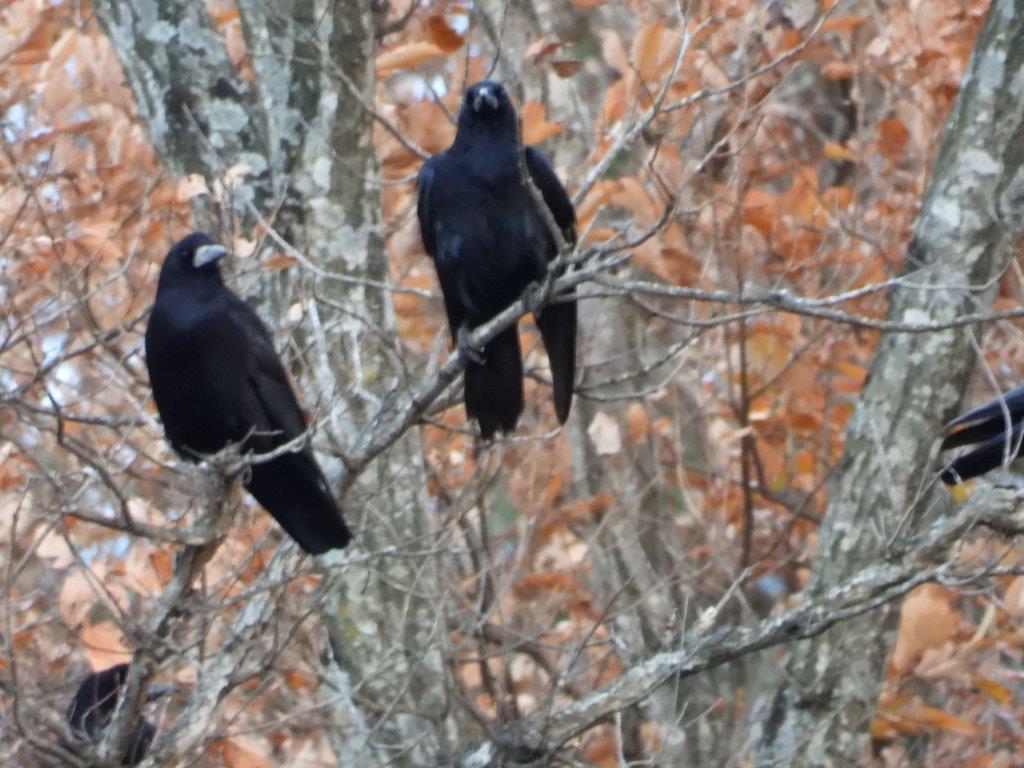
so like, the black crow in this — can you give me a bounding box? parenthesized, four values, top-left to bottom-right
(940, 384, 1024, 483)
(417, 80, 577, 439)
(65, 663, 172, 766)
(145, 233, 352, 554)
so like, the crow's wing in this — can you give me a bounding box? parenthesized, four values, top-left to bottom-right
(525, 146, 576, 246)
(417, 152, 478, 333)
(224, 295, 307, 446)
(417, 153, 443, 259)
(942, 384, 1024, 450)
(942, 419, 1024, 483)
(223, 295, 352, 554)
(526, 146, 577, 423)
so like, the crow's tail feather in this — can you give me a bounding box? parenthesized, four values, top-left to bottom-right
(245, 450, 352, 554)
(464, 326, 523, 440)
(941, 422, 1024, 484)
(535, 295, 576, 424)
(942, 388, 1024, 449)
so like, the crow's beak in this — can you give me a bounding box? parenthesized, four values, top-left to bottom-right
(145, 682, 176, 702)
(472, 86, 499, 113)
(193, 244, 228, 268)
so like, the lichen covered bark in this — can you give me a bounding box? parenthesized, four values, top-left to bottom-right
(753, 1, 1024, 763)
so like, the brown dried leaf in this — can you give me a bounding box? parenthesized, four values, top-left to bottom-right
(82, 621, 131, 670)
(632, 21, 666, 82)
(521, 101, 564, 145)
(891, 584, 959, 674)
(149, 549, 174, 587)
(376, 42, 448, 74)
(426, 15, 465, 53)
(525, 38, 564, 62)
(823, 141, 856, 161)
(217, 737, 271, 768)
(264, 253, 297, 271)
(624, 403, 650, 444)
(821, 60, 856, 80)
(550, 59, 584, 78)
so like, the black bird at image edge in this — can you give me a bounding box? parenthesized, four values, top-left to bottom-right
(940, 384, 1024, 484)
(145, 233, 352, 554)
(65, 663, 172, 766)
(417, 80, 578, 439)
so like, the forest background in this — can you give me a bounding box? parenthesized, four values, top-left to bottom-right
(4, 0, 1024, 765)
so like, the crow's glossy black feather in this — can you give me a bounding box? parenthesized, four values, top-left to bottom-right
(145, 233, 352, 553)
(940, 385, 1024, 483)
(65, 664, 161, 767)
(416, 81, 578, 438)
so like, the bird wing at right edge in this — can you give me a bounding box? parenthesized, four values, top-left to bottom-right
(224, 295, 308, 444)
(525, 145, 578, 424)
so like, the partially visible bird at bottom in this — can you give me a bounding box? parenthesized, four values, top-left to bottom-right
(417, 80, 578, 440)
(145, 233, 352, 554)
(940, 384, 1024, 486)
(64, 663, 173, 767)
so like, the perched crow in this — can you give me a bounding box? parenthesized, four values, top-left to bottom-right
(417, 80, 577, 439)
(145, 233, 352, 554)
(940, 384, 1024, 483)
(65, 663, 172, 766)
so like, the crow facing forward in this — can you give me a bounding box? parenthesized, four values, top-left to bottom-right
(417, 80, 578, 439)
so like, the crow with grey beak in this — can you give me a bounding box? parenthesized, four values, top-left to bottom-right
(145, 233, 352, 553)
(416, 80, 577, 438)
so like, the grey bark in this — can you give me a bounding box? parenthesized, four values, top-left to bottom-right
(752, 0, 1024, 763)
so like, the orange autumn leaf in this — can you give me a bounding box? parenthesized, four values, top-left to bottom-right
(742, 206, 776, 237)
(793, 451, 815, 474)
(521, 101, 564, 145)
(264, 253, 297, 271)
(551, 59, 584, 78)
(819, 15, 870, 35)
(426, 15, 465, 52)
(823, 141, 856, 162)
(525, 38, 564, 62)
(899, 705, 980, 735)
(82, 621, 131, 669)
(776, 28, 804, 51)
(376, 42, 447, 74)
(284, 668, 316, 693)
(891, 584, 959, 673)
(216, 738, 271, 768)
(821, 186, 854, 210)
(625, 403, 651, 444)
(821, 60, 856, 80)
(632, 21, 666, 82)
(973, 675, 1013, 706)
(877, 117, 910, 159)
(581, 731, 618, 768)
(149, 548, 174, 586)
(514, 571, 579, 598)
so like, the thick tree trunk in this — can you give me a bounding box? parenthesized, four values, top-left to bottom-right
(752, 1, 1024, 763)
(95, 2, 455, 764)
